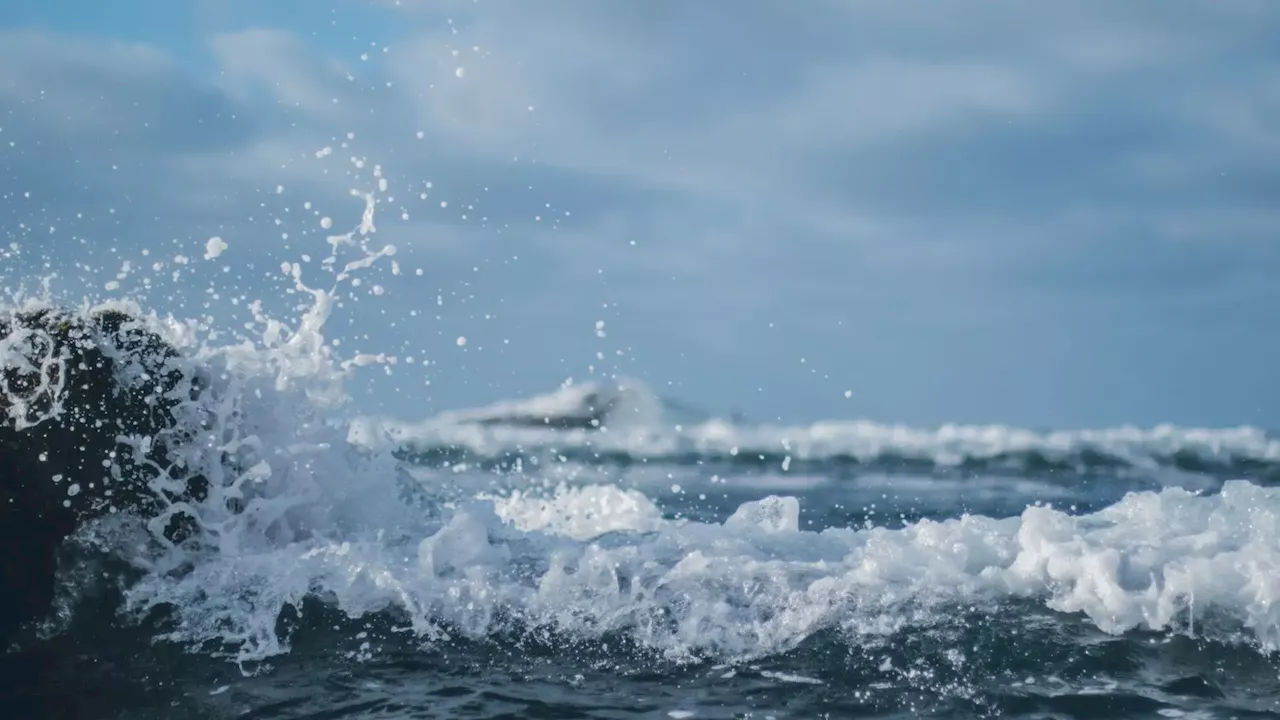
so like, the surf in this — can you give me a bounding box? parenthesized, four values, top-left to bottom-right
(3, 163, 1279, 692)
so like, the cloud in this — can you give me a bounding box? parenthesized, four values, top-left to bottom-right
(2, 3, 1278, 427)
(211, 28, 350, 116)
(375, 1, 1276, 274)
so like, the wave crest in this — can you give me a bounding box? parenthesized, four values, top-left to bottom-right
(353, 381, 1280, 479)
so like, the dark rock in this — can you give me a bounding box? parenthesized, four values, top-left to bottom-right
(0, 308, 204, 650)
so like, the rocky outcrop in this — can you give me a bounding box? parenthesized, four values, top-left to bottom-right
(0, 308, 203, 649)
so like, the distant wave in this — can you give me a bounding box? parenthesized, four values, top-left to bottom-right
(349, 380, 1280, 479)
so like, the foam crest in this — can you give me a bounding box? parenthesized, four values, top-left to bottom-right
(364, 392, 1280, 477)
(1004, 480, 1280, 644)
(122, 475, 1280, 667)
(486, 484, 665, 541)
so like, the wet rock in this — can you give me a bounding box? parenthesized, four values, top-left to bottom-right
(0, 308, 203, 649)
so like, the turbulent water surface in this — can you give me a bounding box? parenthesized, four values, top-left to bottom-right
(6, 369, 1280, 719)
(2, 201, 1278, 720)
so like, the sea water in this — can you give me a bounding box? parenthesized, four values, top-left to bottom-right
(3, 168, 1279, 719)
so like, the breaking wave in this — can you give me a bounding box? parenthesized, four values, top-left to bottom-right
(122, 477, 1280, 670)
(352, 380, 1280, 480)
(5, 164, 1280, 709)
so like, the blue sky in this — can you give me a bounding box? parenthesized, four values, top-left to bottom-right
(2, 0, 1277, 428)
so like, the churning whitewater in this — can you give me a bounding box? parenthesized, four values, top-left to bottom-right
(4, 172, 1280, 718)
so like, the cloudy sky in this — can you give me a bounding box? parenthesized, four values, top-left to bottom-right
(2, 0, 1277, 428)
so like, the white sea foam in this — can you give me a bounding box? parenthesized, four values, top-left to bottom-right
(120, 476, 1280, 668)
(2, 170, 423, 650)
(484, 483, 666, 541)
(350, 381, 1279, 473)
(7, 162, 1279, 677)
(204, 236, 228, 260)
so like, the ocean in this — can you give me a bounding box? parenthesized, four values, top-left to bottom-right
(3, 235, 1280, 720)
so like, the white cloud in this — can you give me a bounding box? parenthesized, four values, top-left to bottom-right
(211, 28, 360, 118)
(3, 2, 1279, 426)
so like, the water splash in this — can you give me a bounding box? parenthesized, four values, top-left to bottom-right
(6, 163, 1280, 681)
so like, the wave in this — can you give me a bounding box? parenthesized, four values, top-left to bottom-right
(351, 380, 1280, 479)
(7, 166, 1280, 685)
(120, 479, 1280, 668)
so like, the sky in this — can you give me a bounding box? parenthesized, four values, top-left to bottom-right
(1, 0, 1277, 429)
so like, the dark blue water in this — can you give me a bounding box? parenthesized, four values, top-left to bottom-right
(7, 442, 1280, 719)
